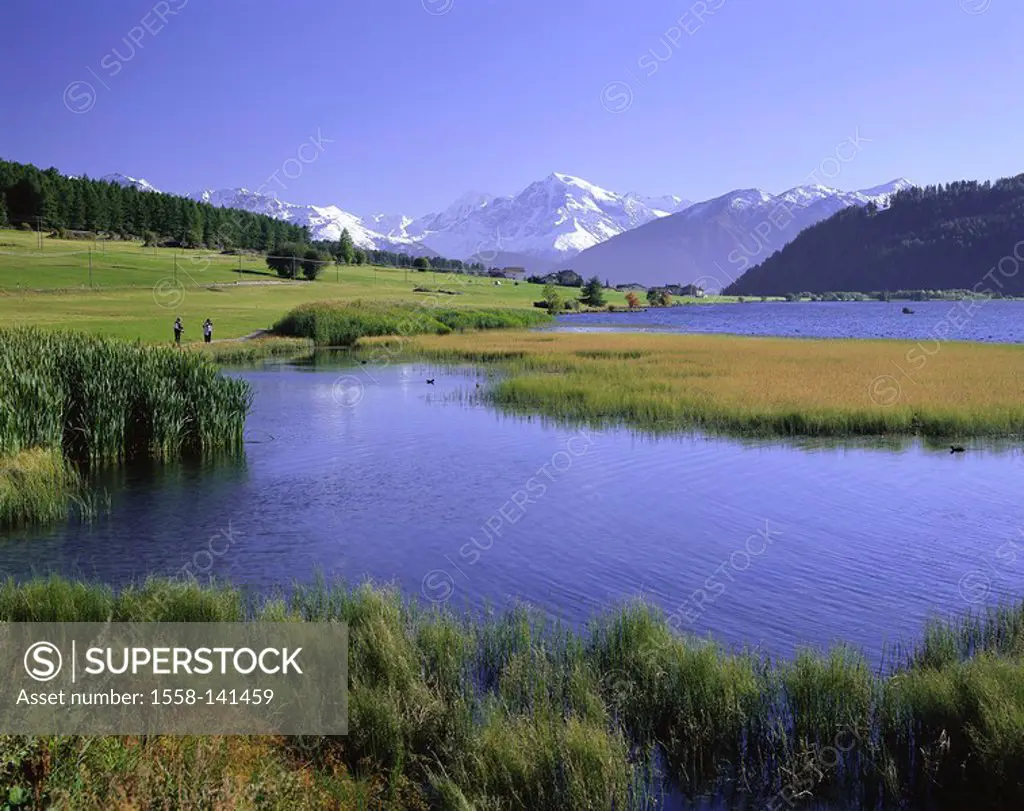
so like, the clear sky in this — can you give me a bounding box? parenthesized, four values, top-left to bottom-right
(1, 0, 1020, 216)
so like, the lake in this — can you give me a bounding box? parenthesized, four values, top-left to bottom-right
(550, 298, 1024, 343)
(3, 354, 1022, 664)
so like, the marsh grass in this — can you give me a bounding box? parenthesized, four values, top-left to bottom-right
(0, 328, 250, 526)
(409, 330, 1024, 437)
(0, 449, 79, 527)
(190, 335, 314, 364)
(2, 576, 1022, 809)
(272, 300, 551, 347)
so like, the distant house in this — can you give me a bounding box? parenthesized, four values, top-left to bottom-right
(661, 284, 705, 297)
(615, 283, 647, 292)
(527, 269, 584, 287)
(487, 267, 525, 280)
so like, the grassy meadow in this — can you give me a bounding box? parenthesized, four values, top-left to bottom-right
(0, 229, 612, 343)
(0, 575, 1021, 809)
(406, 330, 1024, 438)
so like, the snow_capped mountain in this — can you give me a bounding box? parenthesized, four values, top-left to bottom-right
(186, 187, 432, 255)
(625, 193, 693, 216)
(98, 170, 688, 266)
(409, 173, 686, 267)
(570, 179, 916, 289)
(102, 173, 161, 193)
(97, 168, 914, 281)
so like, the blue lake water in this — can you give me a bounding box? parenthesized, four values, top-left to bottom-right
(550, 299, 1024, 343)
(2, 355, 1022, 664)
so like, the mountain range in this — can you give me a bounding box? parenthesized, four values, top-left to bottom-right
(101, 172, 911, 285)
(570, 180, 913, 289)
(723, 175, 1024, 296)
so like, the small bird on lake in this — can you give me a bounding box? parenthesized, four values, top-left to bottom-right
(426, 378, 435, 385)
(950, 445, 966, 454)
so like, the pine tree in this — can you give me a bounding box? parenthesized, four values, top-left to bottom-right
(581, 275, 606, 307)
(337, 228, 356, 264)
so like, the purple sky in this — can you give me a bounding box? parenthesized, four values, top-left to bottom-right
(1, 0, 1020, 216)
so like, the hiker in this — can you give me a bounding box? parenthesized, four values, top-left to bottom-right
(173, 317, 184, 346)
(203, 318, 213, 344)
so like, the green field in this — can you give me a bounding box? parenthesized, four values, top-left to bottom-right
(0, 229, 673, 343)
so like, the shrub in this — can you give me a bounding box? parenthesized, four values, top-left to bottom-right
(301, 248, 329, 280)
(272, 301, 550, 347)
(267, 242, 305, 278)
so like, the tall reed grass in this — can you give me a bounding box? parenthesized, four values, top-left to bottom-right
(272, 300, 550, 347)
(1, 575, 1021, 809)
(0, 328, 251, 526)
(0, 448, 79, 527)
(410, 330, 1024, 438)
(0, 328, 251, 462)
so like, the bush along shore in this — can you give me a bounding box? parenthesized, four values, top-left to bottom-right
(272, 299, 552, 347)
(0, 575, 1021, 809)
(0, 329, 251, 527)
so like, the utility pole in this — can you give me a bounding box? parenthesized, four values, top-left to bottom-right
(88, 248, 93, 288)
(238, 253, 242, 277)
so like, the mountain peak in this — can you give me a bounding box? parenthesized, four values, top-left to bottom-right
(102, 173, 160, 193)
(858, 178, 915, 197)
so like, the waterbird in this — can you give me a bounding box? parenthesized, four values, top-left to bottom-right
(426, 378, 435, 385)
(902, 307, 915, 315)
(950, 445, 966, 454)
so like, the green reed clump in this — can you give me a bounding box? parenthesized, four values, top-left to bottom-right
(272, 300, 550, 347)
(0, 328, 252, 463)
(2, 576, 1023, 809)
(0, 448, 79, 527)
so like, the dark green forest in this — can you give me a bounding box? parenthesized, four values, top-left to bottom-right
(0, 159, 309, 250)
(725, 174, 1024, 296)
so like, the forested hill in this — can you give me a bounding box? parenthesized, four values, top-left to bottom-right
(724, 174, 1024, 296)
(0, 159, 309, 250)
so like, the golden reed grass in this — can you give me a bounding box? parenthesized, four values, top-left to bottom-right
(407, 330, 1024, 437)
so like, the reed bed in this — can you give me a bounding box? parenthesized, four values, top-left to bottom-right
(272, 300, 551, 347)
(409, 330, 1024, 437)
(1, 575, 1021, 809)
(189, 335, 314, 364)
(0, 328, 252, 462)
(0, 448, 79, 527)
(0, 328, 251, 526)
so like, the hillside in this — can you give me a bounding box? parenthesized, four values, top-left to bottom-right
(570, 181, 910, 289)
(724, 175, 1024, 296)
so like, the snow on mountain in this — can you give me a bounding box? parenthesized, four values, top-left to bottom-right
(102, 173, 161, 193)
(187, 188, 429, 254)
(857, 178, 915, 207)
(103, 171, 687, 266)
(570, 180, 917, 289)
(411, 173, 682, 265)
(363, 212, 415, 239)
(625, 193, 693, 216)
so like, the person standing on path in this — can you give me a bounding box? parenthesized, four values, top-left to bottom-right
(203, 318, 213, 344)
(173, 317, 184, 346)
